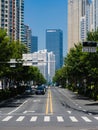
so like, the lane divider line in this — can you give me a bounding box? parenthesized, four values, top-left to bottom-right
(45, 89, 53, 115)
(46, 90, 49, 115)
(49, 90, 53, 114)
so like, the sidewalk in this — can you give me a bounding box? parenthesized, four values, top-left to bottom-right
(64, 89, 98, 114)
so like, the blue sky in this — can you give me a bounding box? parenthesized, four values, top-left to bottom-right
(24, 0, 68, 56)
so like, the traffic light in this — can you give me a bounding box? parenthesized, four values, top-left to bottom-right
(83, 41, 97, 47)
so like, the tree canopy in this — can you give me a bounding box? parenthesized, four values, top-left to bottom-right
(53, 29, 98, 100)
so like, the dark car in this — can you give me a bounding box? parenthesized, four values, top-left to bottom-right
(35, 86, 46, 95)
(25, 86, 36, 95)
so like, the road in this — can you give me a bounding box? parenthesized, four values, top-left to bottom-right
(0, 87, 98, 130)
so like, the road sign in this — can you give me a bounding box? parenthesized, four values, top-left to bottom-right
(83, 41, 97, 47)
(82, 47, 97, 52)
(82, 41, 97, 52)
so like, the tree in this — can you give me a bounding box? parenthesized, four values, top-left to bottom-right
(87, 28, 98, 42)
(0, 28, 28, 88)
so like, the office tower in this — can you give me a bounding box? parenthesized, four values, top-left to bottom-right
(0, 0, 10, 33)
(48, 52, 55, 83)
(0, 0, 9, 35)
(46, 29, 63, 70)
(19, 0, 25, 43)
(22, 50, 55, 82)
(31, 36, 38, 53)
(92, 0, 98, 31)
(68, 0, 82, 52)
(80, 0, 92, 41)
(0, 0, 24, 42)
(24, 25, 32, 52)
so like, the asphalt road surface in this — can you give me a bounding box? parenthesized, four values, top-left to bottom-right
(0, 87, 98, 130)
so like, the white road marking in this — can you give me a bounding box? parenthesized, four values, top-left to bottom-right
(8, 100, 28, 115)
(30, 116, 37, 122)
(57, 116, 64, 122)
(23, 111, 35, 114)
(83, 109, 86, 112)
(33, 100, 40, 102)
(16, 116, 25, 121)
(23, 111, 27, 114)
(1, 115, 98, 123)
(88, 113, 92, 115)
(2, 116, 13, 121)
(94, 117, 98, 120)
(69, 116, 78, 122)
(81, 116, 92, 122)
(44, 116, 50, 122)
(67, 111, 72, 114)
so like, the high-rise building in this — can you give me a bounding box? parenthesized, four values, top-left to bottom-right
(0, 0, 24, 42)
(80, 0, 91, 41)
(68, 0, 98, 51)
(92, 0, 98, 31)
(68, 0, 82, 52)
(0, 0, 9, 34)
(19, 0, 25, 43)
(31, 36, 38, 53)
(24, 25, 32, 52)
(46, 29, 63, 70)
(22, 50, 55, 82)
(48, 52, 55, 83)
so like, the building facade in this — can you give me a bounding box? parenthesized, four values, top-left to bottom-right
(68, 0, 98, 52)
(24, 25, 32, 52)
(68, 0, 82, 52)
(92, 0, 98, 31)
(0, 0, 24, 42)
(48, 52, 55, 83)
(31, 36, 38, 53)
(46, 29, 63, 70)
(80, 0, 91, 41)
(22, 50, 55, 82)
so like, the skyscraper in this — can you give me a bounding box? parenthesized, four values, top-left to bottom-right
(92, 0, 98, 31)
(19, 0, 25, 43)
(46, 29, 63, 70)
(24, 25, 32, 52)
(68, 0, 82, 52)
(68, 0, 96, 51)
(22, 50, 55, 82)
(80, 0, 92, 41)
(0, 0, 24, 43)
(31, 36, 38, 53)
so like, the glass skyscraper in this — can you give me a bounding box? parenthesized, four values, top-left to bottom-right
(31, 36, 38, 53)
(46, 29, 63, 70)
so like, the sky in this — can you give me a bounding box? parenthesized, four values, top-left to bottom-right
(24, 0, 68, 56)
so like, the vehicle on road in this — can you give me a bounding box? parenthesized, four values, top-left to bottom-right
(35, 86, 46, 95)
(25, 86, 36, 95)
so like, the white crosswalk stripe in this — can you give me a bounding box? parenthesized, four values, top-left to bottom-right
(30, 116, 37, 122)
(44, 116, 50, 122)
(1, 115, 98, 123)
(57, 116, 64, 122)
(2, 116, 13, 121)
(69, 116, 78, 122)
(81, 116, 92, 122)
(94, 117, 98, 120)
(16, 116, 25, 121)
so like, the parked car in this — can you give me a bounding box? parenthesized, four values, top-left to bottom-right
(35, 86, 46, 95)
(25, 86, 36, 95)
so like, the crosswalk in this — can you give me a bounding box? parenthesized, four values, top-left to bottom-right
(0, 115, 98, 123)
